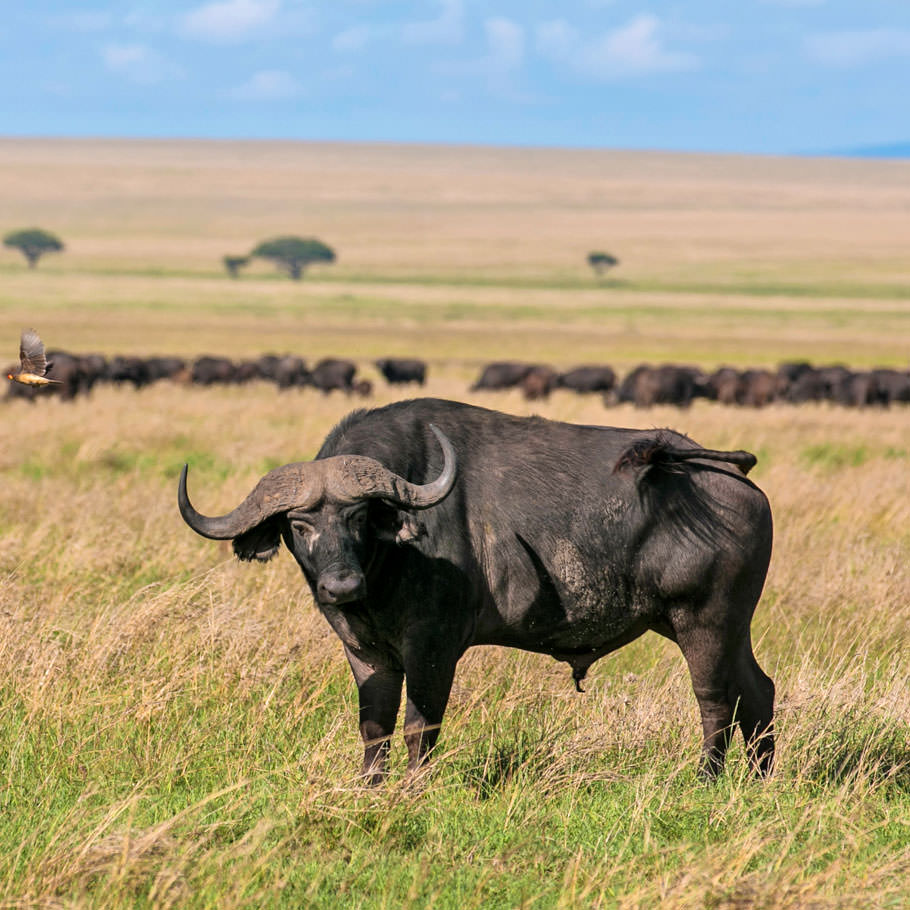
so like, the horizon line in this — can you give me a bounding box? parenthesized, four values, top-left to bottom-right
(0, 131, 907, 161)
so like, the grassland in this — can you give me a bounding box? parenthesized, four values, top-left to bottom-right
(0, 139, 908, 908)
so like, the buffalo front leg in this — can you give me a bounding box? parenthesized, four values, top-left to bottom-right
(345, 648, 403, 785)
(402, 652, 458, 775)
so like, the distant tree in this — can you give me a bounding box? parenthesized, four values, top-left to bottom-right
(587, 251, 619, 277)
(4, 228, 65, 269)
(223, 254, 250, 278)
(251, 236, 336, 280)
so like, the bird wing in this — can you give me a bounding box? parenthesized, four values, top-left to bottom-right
(19, 328, 48, 376)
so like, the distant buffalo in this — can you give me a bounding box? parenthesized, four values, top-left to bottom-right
(705, 367, 742, 406)
(76, 354, 109, 394)
(234, 360, 263, 384)
(739, 370, 781, 408)
(375, 358, 427, 386)
(870, 368, 910, 406)
(520, 365, 558, 401)
(108, 356, 153, 390)
(44, 350, 85, 401)
(274, 355, 310, 390)
(558, 366, 616, 395)
(471, 362, 536, 391)
(311, 358, 357, 394)
(192, 356, 236, 386)
(146, 356, 187, 383)
(619, 364, 705, 409)
(782, 364, 847, 404)
(253, 354, 283, 383)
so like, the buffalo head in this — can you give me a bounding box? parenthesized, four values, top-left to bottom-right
(178, 424, 456, 606)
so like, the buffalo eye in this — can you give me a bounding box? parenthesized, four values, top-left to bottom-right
(290, 517, 315, 538)
(345, 507, 368, 532)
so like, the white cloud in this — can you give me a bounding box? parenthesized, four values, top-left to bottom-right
(484, 17, 524, 72)
(49, 11, 113, 32)
(585, 16, 698, 77)
(123, 10, 169, 33)
(331, 1, 464, 54)
(101, 43, 182, 84)
(179, 0, 281, 43)
(229, 69, 303, 100)
(805, 28, 910, 67)
(332, 25, 371, 52)
(536, 19, 577, 59)
(400, 0, 463, 46)
(433, 16, 531, 102)
(537, 15, 698, 80)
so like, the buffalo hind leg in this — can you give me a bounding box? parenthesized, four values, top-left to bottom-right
(672, 620, 738, 779)
(345, 648, 403, 785)
(729, 643, 775, 776)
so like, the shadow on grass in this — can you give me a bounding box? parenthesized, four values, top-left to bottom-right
(456, 734, 548, 801)
(796, 710, 909, 793)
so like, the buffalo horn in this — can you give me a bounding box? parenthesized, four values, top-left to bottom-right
(178, 461, 321, 540)
(178, 424, 457, 539)
(329, 424, 457, 508)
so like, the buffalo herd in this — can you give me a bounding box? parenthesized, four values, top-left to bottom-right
(3, 353, 428, 403)
(5, 350, 909, 410)
(471, 360, 910, 408)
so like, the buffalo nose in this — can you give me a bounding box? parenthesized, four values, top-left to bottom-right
(317, 570, 366, 605)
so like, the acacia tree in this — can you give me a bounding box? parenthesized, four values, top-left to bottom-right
(223, 254, 250, 278)
(251, 236, 336, 280)
(587, 251, 619, 276)
(4, 228, 65, 269)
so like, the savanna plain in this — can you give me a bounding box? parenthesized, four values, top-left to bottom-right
(0, 139, 908, 908)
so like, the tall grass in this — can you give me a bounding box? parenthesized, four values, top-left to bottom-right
(1, 138, 907, 906)
(1, 384, 907, 908)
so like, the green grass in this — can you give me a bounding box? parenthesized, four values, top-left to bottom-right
(2, 264, 909, 370)
(800, 443, 870, 470)
(1, 387, 908, 908)
(4, 258, 910, 301)
(2, 141, 909, 907)
(1, 671, 906, 908)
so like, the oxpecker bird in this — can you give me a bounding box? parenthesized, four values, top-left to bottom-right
(6, 328, 60, 386)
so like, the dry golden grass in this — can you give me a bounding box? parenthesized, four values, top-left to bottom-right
(2, 138, 910, 279)
(2, 138, 909, 370)
(0, 139, 907, 907)
(0, 381, 907, 908)
(3, 267, 909, 370)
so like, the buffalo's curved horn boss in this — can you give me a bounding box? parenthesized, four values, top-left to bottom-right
(178, 423, 457, 540)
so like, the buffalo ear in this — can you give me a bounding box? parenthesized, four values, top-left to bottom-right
(233, 517, 282, 562)
(370, 504, 425, 546)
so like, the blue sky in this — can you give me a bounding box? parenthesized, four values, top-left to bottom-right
(1, 1, 908, 154)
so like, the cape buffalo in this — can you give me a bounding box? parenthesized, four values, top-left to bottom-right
(146, 356, 188, 384)
(375, 358, 427, 386)
(274, 355, 311, 390)
(178, 399, 775, 782)
(108, 355, 152, 389)
(618, 364, 705, 408)
(558, 366, 617, 395)
(470, 362, 535, 391)
(311, 358, 357, 394)
(520, 365, 558, 401)
(192, 356, 237, 386)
